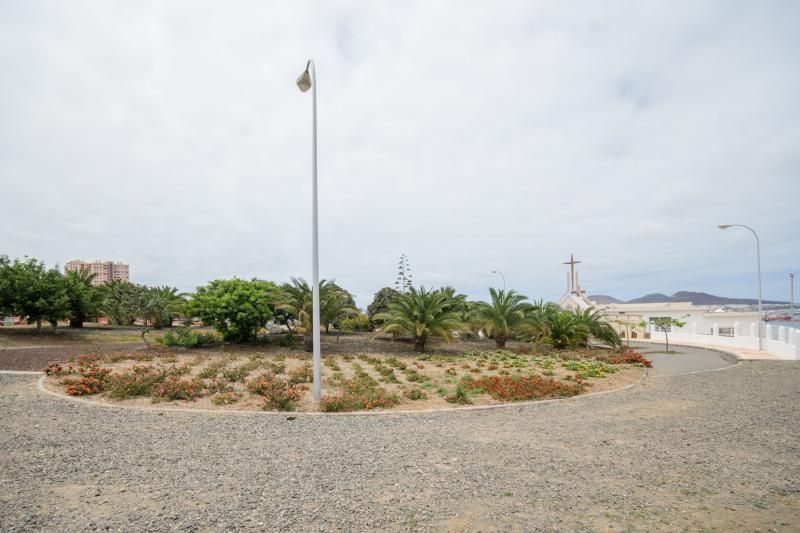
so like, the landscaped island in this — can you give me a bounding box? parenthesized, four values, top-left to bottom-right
(43, 339, 651, 412)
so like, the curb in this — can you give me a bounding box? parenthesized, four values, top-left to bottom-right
(31, 368, 650, 418)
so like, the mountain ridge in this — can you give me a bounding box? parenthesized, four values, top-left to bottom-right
(587, 291, 788, 306)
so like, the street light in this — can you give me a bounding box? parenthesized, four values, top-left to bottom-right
(491, 270, 506, 292)
(297, 59, 322, 401)
(718, 224, 763, 350)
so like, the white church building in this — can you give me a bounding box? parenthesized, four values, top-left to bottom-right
(556, 254, 799, 359)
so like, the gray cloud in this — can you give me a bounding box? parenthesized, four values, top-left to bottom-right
(1, 1, 798, 306)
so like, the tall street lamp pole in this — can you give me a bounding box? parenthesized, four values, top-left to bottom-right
(719, 224, 763, 350)
(297, 60, 322, 401)
(491, 270, 506, 292)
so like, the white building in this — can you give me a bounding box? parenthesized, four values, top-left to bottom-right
(555, 254, 799, 359)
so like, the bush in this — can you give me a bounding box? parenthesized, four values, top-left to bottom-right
(158, 327, 218, 348)
(186, 278, 278, 342)
(288, 362, 313, 384)
(339, 313, 371, 332)
(403, 388, 427, 400)
(153, 376, 205, 402)
(105, 365, 165, 399)
(247, 373, 304, 411)
(595, 349, 652, 367)
(466, 374, 584, 402)
(320, 373, 399, 412)
(63, 376, 104, 396)
(445, 384, 471, 404)
(561, 359, 617, 378)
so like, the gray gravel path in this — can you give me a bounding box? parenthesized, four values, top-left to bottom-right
(1, 361, 798, 532)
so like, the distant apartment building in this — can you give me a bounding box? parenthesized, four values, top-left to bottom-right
(65, 260, 130, 286)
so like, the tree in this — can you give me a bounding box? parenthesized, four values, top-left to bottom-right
(520, 301, 592, 349)
(186, 278, 277, 342)
(64, 269, 101, 328)
(144, 286, 187, 328)
(99, 280, 145, 326)
(649, 316, 686, 353)
(278, 278, 357, 349)
(37, 268, 70, 331)
(474, 288, 531, 348)
(367, 287, 400, 326)
(0, 257, 69, 331)
(574, 307, 621, 348)
(373, 286, 462, 352)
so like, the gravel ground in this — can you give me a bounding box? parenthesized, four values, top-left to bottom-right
(1, 360, 798, 531)
(0, 342, 145, 371)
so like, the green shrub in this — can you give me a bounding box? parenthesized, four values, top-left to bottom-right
(561, 359, 617, 378)
(185, 278, 279, 342)
(157, 327, 218, 348)
(339, 313, 371, 332)
(445, 384, 472, 404)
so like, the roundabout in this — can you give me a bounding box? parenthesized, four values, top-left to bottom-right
(1, 346, 797, 531)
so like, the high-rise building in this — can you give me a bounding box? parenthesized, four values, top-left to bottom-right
(65, 260, 130, 286)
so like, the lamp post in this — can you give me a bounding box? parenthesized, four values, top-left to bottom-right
(297, 60, 321, 401)
(718, 224, 763, 350)
(491, 270, 506, 292)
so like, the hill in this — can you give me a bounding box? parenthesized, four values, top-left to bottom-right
(590, 291, 788, 306)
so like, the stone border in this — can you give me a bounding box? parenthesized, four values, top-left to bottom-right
(22, 368, 649, 417)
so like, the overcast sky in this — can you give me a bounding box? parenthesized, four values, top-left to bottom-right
(1, 1, 798, 307)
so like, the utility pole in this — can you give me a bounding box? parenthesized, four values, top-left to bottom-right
(791, 272, 795, 319)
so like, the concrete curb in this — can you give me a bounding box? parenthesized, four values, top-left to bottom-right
(29, 368, 650, 418)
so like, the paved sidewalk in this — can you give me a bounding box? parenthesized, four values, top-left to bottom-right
(631, 338, 788, 361)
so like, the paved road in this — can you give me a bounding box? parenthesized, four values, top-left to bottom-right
(1, 357, 798, 531)
(630, 342, 737, 376)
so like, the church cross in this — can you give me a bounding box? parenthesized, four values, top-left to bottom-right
(563, 253, 582, 293)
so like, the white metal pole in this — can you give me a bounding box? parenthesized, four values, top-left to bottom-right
(725, 224, 762, 350)
(309, 60, 322, 401)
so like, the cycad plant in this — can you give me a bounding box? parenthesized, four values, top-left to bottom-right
(374, 286, 462, 352)
(474, 288, 531, 348)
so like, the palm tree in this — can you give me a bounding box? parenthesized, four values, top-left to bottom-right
(145, 286, 187, 328)
(474, 288, 531, 348)
(279, 278, 357, 350)
(545, 311, 590, 349)
(574, 307, 621, 348)
(373, 286, 462, 352)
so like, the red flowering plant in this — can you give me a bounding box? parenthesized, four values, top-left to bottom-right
(152, 375, 206, 402)
(43, 362, 65, 376)
(61, 357, 112, 396)
(247, 373, 304, 411)
(596, 349, 652, 367)
(464, 374, 585, 402)
(104, 365, 166, 399)
(319, 373, 399, 412)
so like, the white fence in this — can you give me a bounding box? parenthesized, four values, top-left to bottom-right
(647, 321, 800, 360)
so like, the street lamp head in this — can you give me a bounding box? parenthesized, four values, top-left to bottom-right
(491, 270, 498, 274)
(718, 224, 732, 229)
(296, 68, 311, 92)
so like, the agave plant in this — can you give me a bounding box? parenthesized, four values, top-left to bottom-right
(474, 288, 531, 348)
(373, 286, 462, 352)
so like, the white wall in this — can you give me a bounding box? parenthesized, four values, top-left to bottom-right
(649, 321, 799, 360)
